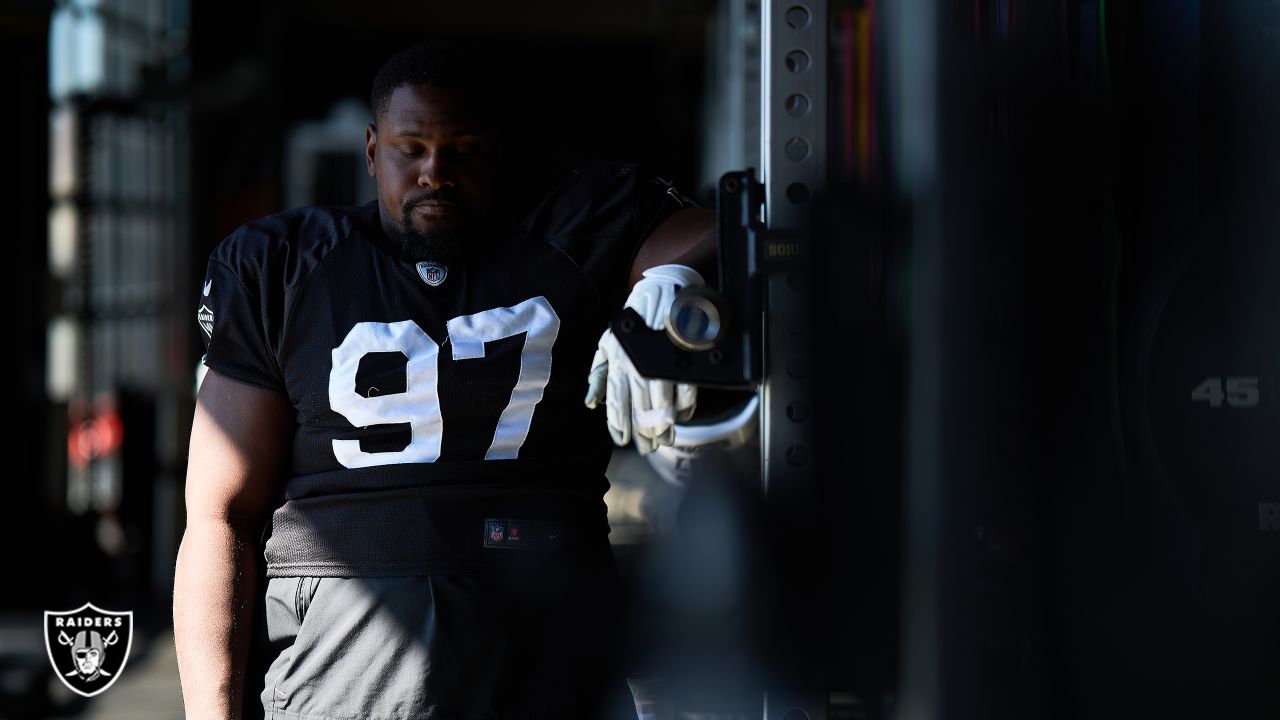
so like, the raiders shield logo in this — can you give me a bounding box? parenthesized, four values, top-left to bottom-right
(415, 261, 448, 287)
(197, 304, 214, 338)
(44, 603, 133, 697)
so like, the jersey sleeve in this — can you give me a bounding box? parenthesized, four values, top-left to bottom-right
(197, 220, 289, 392)
(532, 159, 697, 311)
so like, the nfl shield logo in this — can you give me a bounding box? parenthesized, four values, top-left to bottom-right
(416, 261, 448, 287)
(488, 521, 505, 544)
(44, 603, 133, 698)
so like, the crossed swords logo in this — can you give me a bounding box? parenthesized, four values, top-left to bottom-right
(56, 628, 120, 681)
(44, 603, 133, 697)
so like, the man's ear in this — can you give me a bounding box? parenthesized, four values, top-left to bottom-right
(365, 122, 377, 177)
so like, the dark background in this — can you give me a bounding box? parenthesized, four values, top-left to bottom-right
(187, 0, 713, 268)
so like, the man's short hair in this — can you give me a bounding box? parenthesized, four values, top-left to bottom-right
(369, 39, 511, 130)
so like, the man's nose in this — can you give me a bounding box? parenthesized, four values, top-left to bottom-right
(416, 149, 455, 189)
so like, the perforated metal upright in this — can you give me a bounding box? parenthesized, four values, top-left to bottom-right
(760, 0, 826, 718)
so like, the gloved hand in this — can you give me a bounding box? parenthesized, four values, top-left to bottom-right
(584, 264, 704, 454)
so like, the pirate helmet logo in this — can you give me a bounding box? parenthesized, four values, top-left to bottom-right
(44, 603, 133, 697)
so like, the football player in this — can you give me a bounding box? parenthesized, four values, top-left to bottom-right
(173, 39, 715, 720)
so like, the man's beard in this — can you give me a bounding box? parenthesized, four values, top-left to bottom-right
(392, 211, 469, 264)
(381, 185, 507, 264)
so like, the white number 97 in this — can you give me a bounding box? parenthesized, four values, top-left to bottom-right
(328, 297, 561, 467)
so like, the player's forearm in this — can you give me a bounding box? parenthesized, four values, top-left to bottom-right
(629, 207, 717, 288)
(173, 519, 259, 720)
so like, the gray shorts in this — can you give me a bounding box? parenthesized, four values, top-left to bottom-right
(260, 563, 637, 720)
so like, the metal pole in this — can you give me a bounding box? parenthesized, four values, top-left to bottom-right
(761, 0, 825, 717)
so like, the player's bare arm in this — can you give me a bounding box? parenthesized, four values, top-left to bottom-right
(628, 207, 717, 288)
(173, 370, 292, 720)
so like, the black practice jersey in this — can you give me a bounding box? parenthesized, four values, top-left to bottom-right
(197, 159, 693, 577)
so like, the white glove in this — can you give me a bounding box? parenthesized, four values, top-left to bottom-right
(584, 264, 704, 455)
